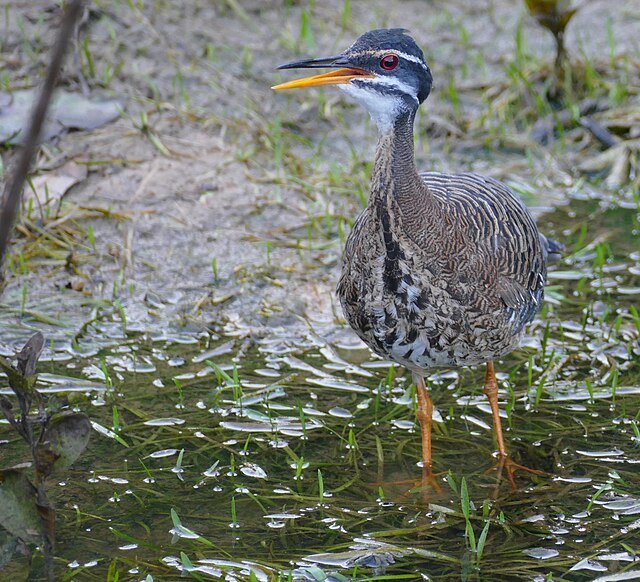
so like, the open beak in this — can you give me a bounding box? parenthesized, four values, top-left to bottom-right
(272, 55, 373, 91)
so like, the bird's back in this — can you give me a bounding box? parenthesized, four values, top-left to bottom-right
(418, 171, 547, 332)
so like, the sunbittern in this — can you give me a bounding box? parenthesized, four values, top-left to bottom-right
(273, 29, 561, 488)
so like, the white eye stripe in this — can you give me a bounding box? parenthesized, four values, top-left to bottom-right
(393, 51, 430, 71)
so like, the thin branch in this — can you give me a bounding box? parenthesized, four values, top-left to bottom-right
(0, 0, 85, 290)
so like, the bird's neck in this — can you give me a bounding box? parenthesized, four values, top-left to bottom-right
(370, 107, 426, 205)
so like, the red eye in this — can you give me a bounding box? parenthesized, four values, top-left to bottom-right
(380, 54, 399, 70)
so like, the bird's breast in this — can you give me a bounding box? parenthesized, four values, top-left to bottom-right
(337, 207, 523, 371)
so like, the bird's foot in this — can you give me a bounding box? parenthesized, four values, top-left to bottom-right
(412, 468, 444, 494)
(486, 455, 544, 489)
(370, 468, 445, 498)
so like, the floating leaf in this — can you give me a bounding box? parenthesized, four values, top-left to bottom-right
(0, 469, 41, 543)
(36, 412, 91, 476)
(0, 529, 20, 571)
(26, 161, 88, 206)
(577, 141, 638, 186)
(0, 528, 30, 577)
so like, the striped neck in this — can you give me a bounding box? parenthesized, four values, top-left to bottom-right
(370, 108, 425, 205)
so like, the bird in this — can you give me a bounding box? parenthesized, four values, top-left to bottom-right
(272, 29, 561, 488)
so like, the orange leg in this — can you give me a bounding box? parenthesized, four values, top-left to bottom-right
(367, 375, 440, 495)
(484, 362, 508, 457)
(414, 374, 441, 491)
(367, 375, 441, 498)
(484, 361, 543, 488)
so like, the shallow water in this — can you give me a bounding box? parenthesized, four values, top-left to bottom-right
(1, 190, 638, 580)
(1, 0, 639, 578)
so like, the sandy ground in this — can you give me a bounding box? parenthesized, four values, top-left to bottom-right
(1, 0, 639, 347)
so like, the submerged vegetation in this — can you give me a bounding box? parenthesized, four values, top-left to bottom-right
(0, 0, 638, 580)
(0, 332, 91, 581)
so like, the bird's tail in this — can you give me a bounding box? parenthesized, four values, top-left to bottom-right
(541, 234, 564, 263)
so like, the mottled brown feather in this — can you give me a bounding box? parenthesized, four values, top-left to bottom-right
(337, 111, 550, 373)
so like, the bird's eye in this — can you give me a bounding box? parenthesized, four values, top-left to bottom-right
(380, 54, 399, 70)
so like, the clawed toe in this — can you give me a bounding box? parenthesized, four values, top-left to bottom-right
(413, 468, 444, 493)
(486, 456, 545, 489)
(369, 468, 445, 497)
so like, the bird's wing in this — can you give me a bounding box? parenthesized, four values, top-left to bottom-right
(414, 172, 547, 331)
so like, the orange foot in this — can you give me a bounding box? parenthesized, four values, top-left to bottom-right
(487, 456, 545, 489)
(370, 469, 445, 498)
(412, 468, 445, 494)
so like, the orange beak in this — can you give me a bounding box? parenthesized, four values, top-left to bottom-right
(272, 67, 374, 91)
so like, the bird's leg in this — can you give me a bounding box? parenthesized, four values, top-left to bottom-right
(484, 362, 507, 458)
(484, 361, 543, 488)
(414, 374, 433, 471)
(413, 374, 441, 491)
(366, 375, 441, 496)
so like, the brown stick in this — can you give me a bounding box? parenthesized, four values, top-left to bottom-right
(0, 0, 85, 291)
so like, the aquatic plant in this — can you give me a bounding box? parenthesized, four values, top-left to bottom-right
(0, 333, 91, 580)
(524, 0, 578, 91)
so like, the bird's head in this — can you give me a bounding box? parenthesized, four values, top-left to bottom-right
(272, 29, 432, 132)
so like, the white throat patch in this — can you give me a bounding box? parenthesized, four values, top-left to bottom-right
(339, 77, 417, 133)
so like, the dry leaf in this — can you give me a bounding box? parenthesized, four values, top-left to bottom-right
(26, 161, 88, 206)
(0, 90, 122, 145)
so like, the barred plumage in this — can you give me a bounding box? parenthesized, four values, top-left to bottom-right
(338, 169, 550, 373)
